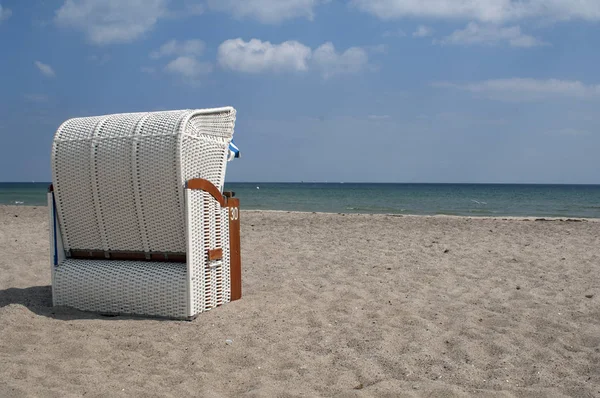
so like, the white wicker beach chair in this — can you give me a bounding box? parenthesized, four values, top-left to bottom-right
(48, 108, 242, 319)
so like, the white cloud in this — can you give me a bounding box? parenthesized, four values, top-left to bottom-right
(218, 38, 369, 78)
(351, 0, 600, 23)
(55, 0, 168, 45)
(313, 42, 369, 78)
(207, 0, 324, 23)
(218, 38, 312, 73)
(413, 25, 434, 37)
(433, 78, 600, 101)
(149, 39, 211, 82)
(165, 56, 213, 79)
(441, 22, 546, 47)
(0, 4, 12, 22)
(35, 61, 55, 77)
(150, 39, 206, 59)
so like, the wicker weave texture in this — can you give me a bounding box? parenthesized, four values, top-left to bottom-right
(50, 107, 236, 319)
(53, 259, 188, 319)
(186, 190, 231, 315)
(51, 108, 236, 253)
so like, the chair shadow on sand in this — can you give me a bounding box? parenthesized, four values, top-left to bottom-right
(0, 285, 172, 321)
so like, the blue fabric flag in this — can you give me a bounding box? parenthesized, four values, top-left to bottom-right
(228, 139, 240, 161)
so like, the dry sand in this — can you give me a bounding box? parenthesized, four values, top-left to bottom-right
(1, 205, 599, 397)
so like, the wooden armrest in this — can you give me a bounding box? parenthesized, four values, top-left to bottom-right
(186, 178, 226, 207)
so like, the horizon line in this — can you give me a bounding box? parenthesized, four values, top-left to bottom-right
(2, 181, 600, 186)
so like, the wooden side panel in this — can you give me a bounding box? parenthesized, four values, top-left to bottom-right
(228, 198, 242, 301)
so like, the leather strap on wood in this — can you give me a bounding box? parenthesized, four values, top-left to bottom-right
(207, 248, 223, 261)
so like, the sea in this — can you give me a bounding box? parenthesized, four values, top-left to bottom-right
(1, 182, 599, 219)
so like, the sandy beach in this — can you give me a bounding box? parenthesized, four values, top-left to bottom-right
(1, 205, 599, 397)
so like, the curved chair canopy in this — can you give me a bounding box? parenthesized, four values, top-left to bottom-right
(51, 107, 236, 255)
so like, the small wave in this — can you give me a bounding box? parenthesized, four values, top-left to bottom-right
(14, 201, 24, 205)
(471, 199, 487, 205)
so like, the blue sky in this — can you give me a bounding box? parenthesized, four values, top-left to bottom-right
(1, 0, 599, 183)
